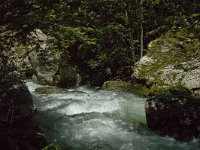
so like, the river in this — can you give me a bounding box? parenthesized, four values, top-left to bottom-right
(26, 81, 200, 150)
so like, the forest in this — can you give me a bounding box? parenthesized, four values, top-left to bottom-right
(1, 0, 199, 84)
(1, 0, 200, 150)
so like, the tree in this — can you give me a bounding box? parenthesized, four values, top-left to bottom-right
(0, 0, 58, 38)
(140, 0, 144, 58)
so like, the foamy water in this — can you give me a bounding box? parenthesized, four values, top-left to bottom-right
(26, 81, 200, 150)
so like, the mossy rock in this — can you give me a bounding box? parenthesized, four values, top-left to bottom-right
(102, 80, 133, 91)
(35, 86, 66, 94)
(132, 26, 200, 96)
(130, 83, 150, 96)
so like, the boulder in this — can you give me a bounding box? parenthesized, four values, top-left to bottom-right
(27, 29, 81, 87)
(35, 86, 67, 94)
(56, 59, 81, 88)
(131, 28, 200, 96)
(7, 29, 81, 87)
(27, 29, 61, 85)
(0, 46, 47, 150)
(0, 81, 33, 127)
(145, 93, 200, 140)
(102, 80, 132, 91)
(132, 27, 200, 140)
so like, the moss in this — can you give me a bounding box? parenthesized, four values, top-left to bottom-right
(149, 85, 169, 96)
(12, 43, 28, 58)
(35, 87, 65, 94)
(147, 82, 191, 96)
(133, 25, 200, 96)
(134, 67, 188, 96)
(148, 27, 200, 59)
(138, 41, 185, 81)
(102, 80, 133, 91)
(138, 61, 165, 79)
(147, 79, 169, 95)
(133, 84, 150, 96)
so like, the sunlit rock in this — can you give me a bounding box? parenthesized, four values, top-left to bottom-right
(26, 29, 81, 87)
(102, 80, 132, 91)
(131, 28, 200, 96)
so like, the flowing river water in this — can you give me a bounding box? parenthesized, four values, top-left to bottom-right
(26, 81, 200, 150)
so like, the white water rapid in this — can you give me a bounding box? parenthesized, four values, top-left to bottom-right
(26, 81, 200, 150)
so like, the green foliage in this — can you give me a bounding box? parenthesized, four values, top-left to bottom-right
(88, 53, 108, 69)
(57, 26, 96, 49)
(40, 0, 200, 84)
(1, 0, 200, 85)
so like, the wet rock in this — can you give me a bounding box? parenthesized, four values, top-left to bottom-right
(56, 59, 81, 88)
(145, 93, 200, 140)
(102, 80, 132, 91)
(0, 81, 33, 127)
(35, 86, 67, 94)
(0, 80, 47, 149)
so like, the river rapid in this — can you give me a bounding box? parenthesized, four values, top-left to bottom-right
(26, 81, 200, 150)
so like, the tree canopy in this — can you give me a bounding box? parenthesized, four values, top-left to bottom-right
(0, 0, 200, 84)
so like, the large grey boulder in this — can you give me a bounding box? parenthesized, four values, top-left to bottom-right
(27, 29, 60, 85)
(131, 28, 200, 96)
(27, 29, 81, 87)
(8, 29, 81, 87)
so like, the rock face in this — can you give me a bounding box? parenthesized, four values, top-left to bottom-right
(27, 29, 60, 85)
(132, 28, 200, 97)
(28, 29, 81, 87)
(145, 93, 200, 140)
(10, 29, 81, 87)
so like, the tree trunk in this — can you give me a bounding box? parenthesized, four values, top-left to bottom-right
(140, 0, 144, 59)
(124, 1, 136, 63)
(140, 23, 144, 59)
